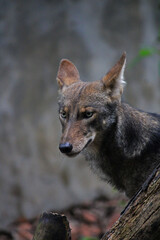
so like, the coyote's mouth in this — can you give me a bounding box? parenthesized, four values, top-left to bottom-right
(66, 138, 93, 157)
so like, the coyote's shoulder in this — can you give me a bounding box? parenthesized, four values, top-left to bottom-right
(57, 53, 160, 198)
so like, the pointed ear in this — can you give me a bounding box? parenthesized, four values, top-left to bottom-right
(102, 52, 126, 99)
(57, 59, 81, 90)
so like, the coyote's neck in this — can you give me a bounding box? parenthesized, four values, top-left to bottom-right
(116, 103, 158, 158)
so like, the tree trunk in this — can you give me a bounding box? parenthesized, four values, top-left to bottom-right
(101, 167, 160, 240)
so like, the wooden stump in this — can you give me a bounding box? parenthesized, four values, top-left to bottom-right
(32, 212, 71, 240)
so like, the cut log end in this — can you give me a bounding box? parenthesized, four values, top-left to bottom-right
(32, 212, 71, 240)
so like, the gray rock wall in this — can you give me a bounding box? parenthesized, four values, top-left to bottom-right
(0, 0, 159, 226)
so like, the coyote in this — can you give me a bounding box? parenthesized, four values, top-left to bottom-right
(57, 53, 160, 198)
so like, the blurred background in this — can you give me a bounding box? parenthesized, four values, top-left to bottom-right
(0, 0, 159, 227)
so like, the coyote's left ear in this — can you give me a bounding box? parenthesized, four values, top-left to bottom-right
(102, 52, 126, 100)
(57, 59, 81, 90)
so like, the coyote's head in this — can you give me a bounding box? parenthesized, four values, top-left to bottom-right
(57, 53, 126, 157)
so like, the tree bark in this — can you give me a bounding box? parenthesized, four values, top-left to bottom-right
(101, 167, 160, 240)
(32, 212, 71, 240)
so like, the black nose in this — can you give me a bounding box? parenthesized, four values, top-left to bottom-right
(59, 142, 73, 154)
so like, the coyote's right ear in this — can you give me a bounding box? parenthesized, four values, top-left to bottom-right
(57, 59, 81, 90)
(102, 52, 126, 100)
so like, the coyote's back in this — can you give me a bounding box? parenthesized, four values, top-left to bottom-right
(57, 53, 160, 198)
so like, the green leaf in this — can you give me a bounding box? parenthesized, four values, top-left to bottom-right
(128, 46, 159, 69)
(138, 47, 156, 57)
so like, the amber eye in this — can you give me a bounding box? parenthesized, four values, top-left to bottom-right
(60, 111, 67, 119)
(84, 111, 94, 119)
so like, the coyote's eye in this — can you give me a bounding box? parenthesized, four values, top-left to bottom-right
(60, 111, 67, 119)
(84, 111, 94, 119)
